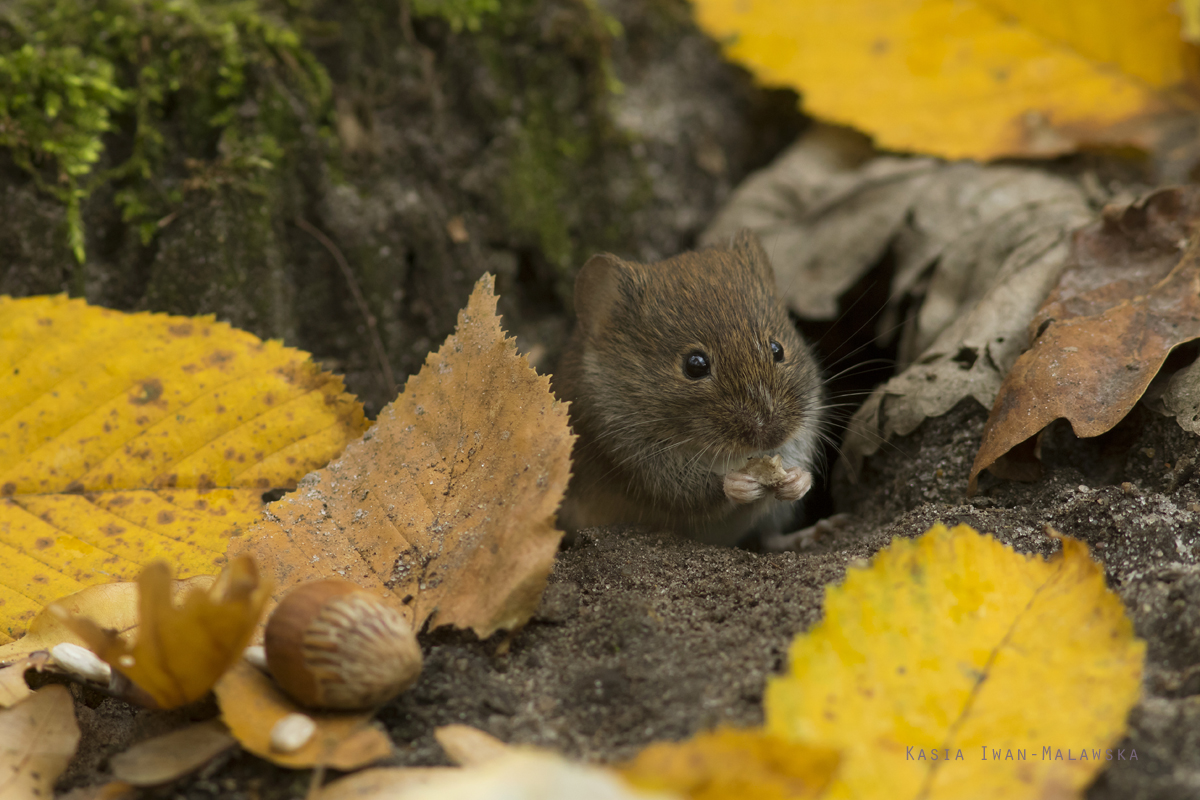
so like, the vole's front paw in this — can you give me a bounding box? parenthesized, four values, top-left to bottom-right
(724, 469, 770, 504)
(773, 467, 812, 501)
(723, 459, 813, 504)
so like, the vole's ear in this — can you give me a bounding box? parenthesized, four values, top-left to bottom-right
(574, 253, 629, 338)
(730, 229, 776, 284)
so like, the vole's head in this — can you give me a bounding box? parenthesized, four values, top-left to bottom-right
(573, 230, 823, 467)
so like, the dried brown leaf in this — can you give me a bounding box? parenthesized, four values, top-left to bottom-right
(435, 724, 513, 766)
(0, 661, 34, 708)
(313, 767, 456, 800)
(63, 782, 138, 800)
(0, 685, 80, 797)
(228, 274, 574, 639)
(53, 557, 269, 708)
(0, 577, 214, 665)
(214, 659, 392, 770)
(970, 187, 1200, 491)
(110, 720, 236, 786)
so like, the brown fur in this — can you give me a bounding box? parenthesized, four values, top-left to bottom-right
(553, 230, 824, 545)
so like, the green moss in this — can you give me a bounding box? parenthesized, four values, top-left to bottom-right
(0, 43, 127, 261)
(475, 0, 643, 299)
(0, 0, 330, 263)
(411, 0, 499, 32)
(503, 99, 585, 274)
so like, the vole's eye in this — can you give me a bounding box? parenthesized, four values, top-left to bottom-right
(683, 351, 711, 379)
(770, 340, 785, 362)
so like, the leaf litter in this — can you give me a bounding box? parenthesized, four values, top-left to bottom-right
(51, 556, 269, 709)
(214, 659, 393, 770)
(971, 186, 1200, 490)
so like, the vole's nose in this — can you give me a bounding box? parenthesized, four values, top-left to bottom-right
(740, 386, 787, 450)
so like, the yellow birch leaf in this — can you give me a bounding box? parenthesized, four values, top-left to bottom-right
(0, 295, 367, 644)
(229, 273, 574, 640)
(214, 659, 393, 770)
(620, 727, 840, 800)
(766, 523, 1144, 800)
(53, 556, 269, 709)
(0, 685, 80, 798)
(693, 0, 1200, 160)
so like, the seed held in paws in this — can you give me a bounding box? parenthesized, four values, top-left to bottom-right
(724, 455, 812, 505)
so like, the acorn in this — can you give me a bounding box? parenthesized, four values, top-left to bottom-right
(264, 579, 423, 710)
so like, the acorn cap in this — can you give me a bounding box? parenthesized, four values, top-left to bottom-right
(264, 579, 422, 709)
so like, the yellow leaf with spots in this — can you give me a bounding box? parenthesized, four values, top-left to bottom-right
(0, 295, 366, 644)
(693, 0, 1200, 160)
(766, 524, 1144, 799)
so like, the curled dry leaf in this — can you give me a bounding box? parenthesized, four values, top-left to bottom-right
(110, 719, 236, 787)
(0, 685, 80, 798)
(620, 727, 840, 800)
(970, 187, 1200, 491)
(0, 295, 366, 645)
(53, 556, 269, 708)
(214, 659, 392, 770)
(0, 575, 213, 665)
(767, 523, 1144, 798)
(229, 273, 575, 640)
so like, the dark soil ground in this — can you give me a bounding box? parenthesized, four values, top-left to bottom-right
(54, 397, 1200, 799)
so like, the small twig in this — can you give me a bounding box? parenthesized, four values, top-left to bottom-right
(295, 217, 398, 399)
(398, 0, 445, 138)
